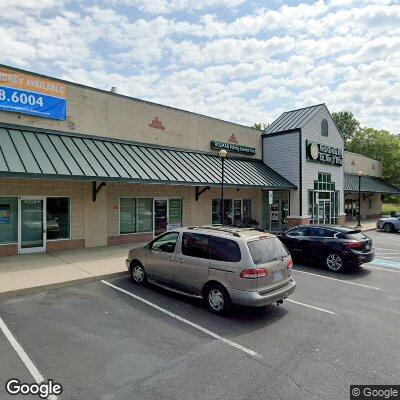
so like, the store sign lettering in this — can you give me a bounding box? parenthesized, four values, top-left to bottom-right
(306, 140, 343, 166)
(0, 67, 67, 121)
(211, 140, 256, 155)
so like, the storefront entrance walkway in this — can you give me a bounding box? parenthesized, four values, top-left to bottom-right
(344, 219, 378, 231)
(0, 243, 135, 299)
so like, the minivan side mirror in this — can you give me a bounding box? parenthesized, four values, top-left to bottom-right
(143, 244, 150, 250)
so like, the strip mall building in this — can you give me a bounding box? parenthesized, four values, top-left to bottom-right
(0, 65, 399, 256)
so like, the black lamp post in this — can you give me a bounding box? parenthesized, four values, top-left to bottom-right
(357, 170, 363, 227)
(218, 149, 228, 225)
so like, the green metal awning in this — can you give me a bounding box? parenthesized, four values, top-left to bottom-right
(0, 125, 296, 190)
(345, 173, 400, 194)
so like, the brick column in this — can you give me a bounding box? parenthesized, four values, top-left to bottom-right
(287, 217, 310, 228)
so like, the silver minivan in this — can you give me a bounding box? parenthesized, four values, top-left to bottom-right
(126, 226, 296, 314)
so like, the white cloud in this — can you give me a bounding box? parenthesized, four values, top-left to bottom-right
(108, 0, 245, 14)
(0, 0, 399, 133)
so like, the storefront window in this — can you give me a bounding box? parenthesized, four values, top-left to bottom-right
(46, 197, 70, 240)
(138, 198, 153, 233)
(168, 198, 182, 229)
(120, 198, 136, 234)
(243, 199, 251, 224)
(0, 197, 18, 244)
(212, 199, 221, 224)
(233, 200, 242, 226)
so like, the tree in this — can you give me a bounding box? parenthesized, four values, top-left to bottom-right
(332, 111, 360, 145)
(347, 127, 400, 188)
(253, 122, 269, 131)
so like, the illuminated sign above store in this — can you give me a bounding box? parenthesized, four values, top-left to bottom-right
(211, 140, 256, 155)
(0, 67, 67, 120)
(306, 140, 343, 166)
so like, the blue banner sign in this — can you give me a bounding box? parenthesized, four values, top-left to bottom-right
(0, 67, 67, 121)
(0, 86, 66, 120)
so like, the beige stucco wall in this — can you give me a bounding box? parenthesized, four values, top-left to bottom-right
(0, 68, 261, 158)
(344, 151, 382, 177)
(345, 193, 382, 220)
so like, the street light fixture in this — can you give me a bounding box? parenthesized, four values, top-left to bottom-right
(357, 170, 363, 227)
(218, 149, 228, 225)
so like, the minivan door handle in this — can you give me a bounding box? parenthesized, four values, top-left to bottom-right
(176, 258, 183, 263)
(168, 256, 174, 262)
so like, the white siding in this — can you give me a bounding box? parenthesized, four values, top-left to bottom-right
(301, 106, 345, 217)
(263, 131, 300, 216)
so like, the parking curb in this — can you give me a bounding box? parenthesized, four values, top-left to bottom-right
(0, 271, 129, 300)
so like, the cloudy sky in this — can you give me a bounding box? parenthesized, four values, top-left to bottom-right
(1, 0, 399, 132)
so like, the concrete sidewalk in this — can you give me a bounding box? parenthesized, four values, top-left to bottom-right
(344, 219, 378, 232)
(0, 243, 138, 299)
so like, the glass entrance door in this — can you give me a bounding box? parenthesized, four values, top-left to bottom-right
(154, 199, 168, 236)
(318, 200, 331, 224)
(19, 197, 46, 254)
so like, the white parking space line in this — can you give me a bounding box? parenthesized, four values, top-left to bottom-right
(101, 280, 260, 358)
(293, 270, 381, 290)
(367, 265, 400, 273)
(372, 241, 400, 246)
(0, 317, 57, 400)
(285, 299, 335, 315)
(373, 247, 400, 253)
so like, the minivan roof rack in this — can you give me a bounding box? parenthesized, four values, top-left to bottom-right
(187, 226, 241, 237)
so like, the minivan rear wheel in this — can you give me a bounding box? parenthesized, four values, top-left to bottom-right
(326, 253, 345, 272)
(204, 284, 231, 315)
(130, 263, 146, 285)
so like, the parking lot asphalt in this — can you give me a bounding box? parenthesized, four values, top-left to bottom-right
(1, 230, 399, 400)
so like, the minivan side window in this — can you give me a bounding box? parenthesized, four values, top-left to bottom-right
(209, 237, 241, 262)
(151, 232, 179, 253)
(182, 233, 210, 259)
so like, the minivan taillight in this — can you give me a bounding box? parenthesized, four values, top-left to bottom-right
(345, 242, 363, 249)
(240, 268, 267, 279)
(287, 259, 293, 269)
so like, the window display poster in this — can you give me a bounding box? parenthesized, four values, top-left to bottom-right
(0, 204, 11, 224)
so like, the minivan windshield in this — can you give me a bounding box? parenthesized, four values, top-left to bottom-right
(247, 237, 288, 265)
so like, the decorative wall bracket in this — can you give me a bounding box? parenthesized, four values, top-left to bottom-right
(93, 181, 106, 202)
(195, 186, 210, 201)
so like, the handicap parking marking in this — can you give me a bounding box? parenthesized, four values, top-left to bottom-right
(0, 316, 58, 400)
(285, 299, 335, 315)
(367, 257, 400, 271)
(101, 280, 261, 359)
(293, 269, 381, 290)
(367, 265, 400, 273)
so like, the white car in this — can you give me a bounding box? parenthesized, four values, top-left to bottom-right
(377, 214, 400, 232)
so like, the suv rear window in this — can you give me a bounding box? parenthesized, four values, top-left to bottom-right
(247, 237, 289, 265)
(342, 232, 367, 240)
(209, 237, 241, 262)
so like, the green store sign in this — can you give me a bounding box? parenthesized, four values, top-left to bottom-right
(306, 140, 343, 166)
(210, 140, 256, 155)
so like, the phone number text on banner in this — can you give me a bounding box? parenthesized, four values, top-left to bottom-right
(0, 86, 66, 121)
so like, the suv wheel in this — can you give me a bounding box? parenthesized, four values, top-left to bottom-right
(130, 263, 146, 285)
(204, 284, 231, 315)
(383, 223, 394, 233)
(326, 253, 345, 272)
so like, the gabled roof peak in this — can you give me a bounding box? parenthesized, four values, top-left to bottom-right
(264, 104, 326, 135)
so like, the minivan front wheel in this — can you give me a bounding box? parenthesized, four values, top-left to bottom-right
(130, 263, 146, 285)
(326, 253, 344, 272)
(204, 284, 231, 315)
